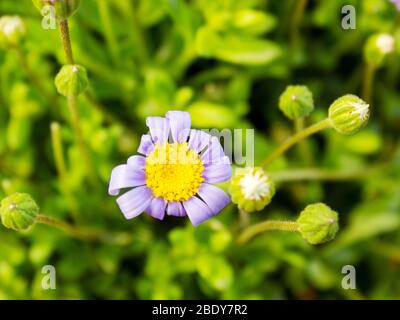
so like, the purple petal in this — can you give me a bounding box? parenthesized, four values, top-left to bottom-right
(146, 197, 166, 220)
(188, 129, 212, 153)
(202, 158, 232, 183)
(201, 136, 226, 164)
(108, 165, 146, 196)
(137, 134, 154, 156)
(116, 186, 152, 219)
(127, 155, 146, 170)
(166, 111, 191, 143)
(198, 184, 230, 214)
(166, 201, 186, 217)
(182, 196, 214, 226)
(146, 116, 170, 144)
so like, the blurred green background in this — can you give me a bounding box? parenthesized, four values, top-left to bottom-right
(0, 0, 400, 299)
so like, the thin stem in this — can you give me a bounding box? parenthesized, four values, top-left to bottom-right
(362, 62, 375, 104)
(97, 0, 120, 67)
(262, 118, 332, 168)
(35, 214, 133, 244)
(67, 96, 97, 183)
(239, 209, 250, 227)
(239, 220, 299, 244)
(294, 118, 313, 164)
(15, 47, 60, 109)
(50, 122, 80, 221)
(270, 165, 385, 182)
(35, 214, 100, 240)
(290, 0, 309, 48)
(59, 19, 74, 64)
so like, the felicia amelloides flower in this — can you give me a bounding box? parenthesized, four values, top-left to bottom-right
(108, 111, 232, 226)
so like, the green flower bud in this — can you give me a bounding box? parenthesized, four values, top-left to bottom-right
(32, 0, 81, 19)
(297, 203, 339, 245)
(279, 85, 314, 120)
(0, 193, 39, 231)
(328, 94, 369, 135)
(0, 16, 26, 48)
(230, 167, 275, 212)
(364, 33, 395, 67)
(55, 64, 88, 97)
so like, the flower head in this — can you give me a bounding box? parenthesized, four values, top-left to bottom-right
(55, 64, 88, 97)
(328, 94, 369, 135)
(364, 33, 395, 67)
(390, 0, 400, 11)
(109, 111, 232, 226)
(230, 167, 275, 212)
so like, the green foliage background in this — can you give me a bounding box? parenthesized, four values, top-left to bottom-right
(0, 0, 400, 299)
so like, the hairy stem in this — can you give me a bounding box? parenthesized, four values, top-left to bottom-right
(239, 220, 299, 244)
(59, 19, 74, 64)
(362, 62, 375, 104)
(262, 118, 332, 168)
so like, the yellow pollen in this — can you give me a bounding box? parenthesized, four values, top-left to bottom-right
(145, 142, 204, 202)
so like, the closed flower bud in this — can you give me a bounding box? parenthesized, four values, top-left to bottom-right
(297, 203, 339, 245)
(32, 0, 81, 19)
(364, 33, 395, 67)
(279, 85, 314, 120)
(0, 193, 39, 231)
(55, 64, 88, 97)
(328, 94, 369, 135)
(0, 16, 26, 48)
(230, 167, 275, 212)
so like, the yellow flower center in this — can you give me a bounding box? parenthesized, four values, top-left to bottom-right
(145, 142, 204, 202)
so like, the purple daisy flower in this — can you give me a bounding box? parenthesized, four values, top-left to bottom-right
(391, 0, 400, 10)
(108, 111, 232, 226)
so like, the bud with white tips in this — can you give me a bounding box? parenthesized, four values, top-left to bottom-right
(230, 167, 275, 212)
(328, 94, 369, 135)
(0, 16, 26, 48)
(364, 33, 395, 67)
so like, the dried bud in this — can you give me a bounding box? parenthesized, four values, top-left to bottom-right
(279, 85, 314, 120)
(55, 64, 88, 97)
(297, 203, 339, 245)
(364, 33, 395, 67)
(0, 193, 39, 231)
(230, 167, 275, 212)
(328, 94, 369, 135)
(0, 16, 26, 48)
(32, 0, 81, 19)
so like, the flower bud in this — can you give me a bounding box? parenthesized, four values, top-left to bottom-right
(230, 167, 275, 212)
(0, 16, 26, 48)
(32, 0, 81, 19)
(364, 33, 395, 67)
(55, 64, 88, 97)
(328, 94, 369, 135)
(0, 193, 39, 231)
(279, 85, 314, 120)
(297, 203, 339, 245)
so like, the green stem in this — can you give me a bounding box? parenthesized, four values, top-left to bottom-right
(59, 19, 74, 64)
(15, 47, 60, 110)
(50, 122, 80, 221)
(290, 0, 308, 49)
(128, 0, 149, 64)
(97, 0, 120, 67)
(35, 214, 133, 244)
(270, 165, 385, 182)
(67, 96, 97, 183)
(294, 118, 313, 164)
(238, 220, 299, 244)
(362, 62, 375, 105)
(262, 118, 332, 168)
